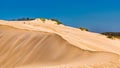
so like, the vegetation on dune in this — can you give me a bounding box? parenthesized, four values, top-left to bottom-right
(10, 18, 63, 25)
(101, 32, 120, 39)
(40, 18, 46, 22)
(51, 19, 63, 25)
(39, 18, 63, 25)
(107, 35, 114, 39)
(115, 36, 120, 39)
(10, 17, 35, 21)
(79, 27, 89, 31)
(101, 32, 120, 36)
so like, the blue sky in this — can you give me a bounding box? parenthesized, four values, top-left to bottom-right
(0, 0, 120, 32)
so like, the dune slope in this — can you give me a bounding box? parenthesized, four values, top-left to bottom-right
(1, 20, 120, 55)
(0, 24, 120, 68)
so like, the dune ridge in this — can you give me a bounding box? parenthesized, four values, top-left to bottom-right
(0, 20, 120, 68)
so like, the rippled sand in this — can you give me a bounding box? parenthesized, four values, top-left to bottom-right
(0, 19, 120, 68)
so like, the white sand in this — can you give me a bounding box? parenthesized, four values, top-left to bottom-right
(0, 19, 120, 68)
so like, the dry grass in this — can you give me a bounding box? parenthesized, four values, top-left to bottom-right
(114, 36, 120, 39)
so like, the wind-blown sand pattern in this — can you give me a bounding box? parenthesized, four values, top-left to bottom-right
(0, 19, 120, 68)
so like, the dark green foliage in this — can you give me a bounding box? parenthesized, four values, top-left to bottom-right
(51, 19, 62, 25)
(79, 27, 89, 31)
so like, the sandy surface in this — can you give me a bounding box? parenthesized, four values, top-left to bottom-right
(0, 19, 120, 68)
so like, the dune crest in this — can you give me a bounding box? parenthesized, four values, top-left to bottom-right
(0, 20, 120, 68)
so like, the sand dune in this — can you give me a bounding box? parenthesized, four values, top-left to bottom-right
(0, 19, 120, 68)
(1, 19, 120, 54)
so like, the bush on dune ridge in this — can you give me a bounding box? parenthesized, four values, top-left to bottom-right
(40, 18, 46, 22)
(101, 32, 120, 39)
(79, 27, 89, 31)
(50, 18, 63, 25)
(10, 17, 35, 21)
(10, 18, 63, 25)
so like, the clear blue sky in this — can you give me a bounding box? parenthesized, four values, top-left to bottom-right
(0, 0, 120, 32)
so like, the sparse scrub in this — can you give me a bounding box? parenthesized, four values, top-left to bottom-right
(107, 35, 114, 39)
(51, 19, 62, 25)
(40, 18, 46, 22)
(10, 17, 35, 21)
(10, 18, 63, 25)
(101, 32, 120, 39)
(79, 27, 89, 31)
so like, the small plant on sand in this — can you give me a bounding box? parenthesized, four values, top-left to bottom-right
(51, 19, 62, 25)
(107, 35, 114, 39)
(79, 27, 89, 31)
(40, 18, 46, 22)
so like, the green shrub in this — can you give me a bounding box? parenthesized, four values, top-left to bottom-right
(40, 18, 46, 22)
(79, 27, 89, 31)
(107, 35, 114, 39)
(51, 19, 62, 25)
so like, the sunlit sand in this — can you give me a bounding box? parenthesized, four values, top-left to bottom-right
(0, 19, 120, 68)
